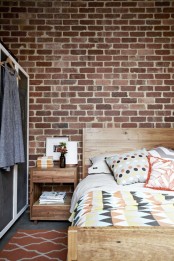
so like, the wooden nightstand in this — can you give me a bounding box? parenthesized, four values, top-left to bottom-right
(30, 165, 78, 221)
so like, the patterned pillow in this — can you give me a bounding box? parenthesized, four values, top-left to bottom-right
(144, 155, 174, 191)
(88, 153, 115, 174)
(106, 149, 149, 185)
(149, 147, 174, 161)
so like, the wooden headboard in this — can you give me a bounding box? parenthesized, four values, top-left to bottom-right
(82, 128, 174, 179)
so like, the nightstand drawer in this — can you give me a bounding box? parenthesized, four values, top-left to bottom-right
(32, 172, 53, 183)
(31, 194, 72, 221)
(52, 174, 75, 183)
(32, 168, 76, 183)
(32, 206, 70, 220)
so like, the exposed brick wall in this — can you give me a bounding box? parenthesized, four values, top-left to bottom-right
(1, 0, 174, 179)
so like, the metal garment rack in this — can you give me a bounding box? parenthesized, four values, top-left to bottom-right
(0, 42, 29, 238)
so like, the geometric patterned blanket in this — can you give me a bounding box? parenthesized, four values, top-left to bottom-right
(71, 190, 174, 227)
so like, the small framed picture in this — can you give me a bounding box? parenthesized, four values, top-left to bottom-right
(46, 137, 68, 160)
(66, 141, 78, 164)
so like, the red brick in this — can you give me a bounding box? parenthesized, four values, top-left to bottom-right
(156, 123, 171, 128)
(36, 111, 51, 116)
(122, 123, 137, 128)
(78, 92, 93, 97)
(79, 104, 94, 110)
(97, 117, 112, 122)
(96, 104, 112, 110)
(30, 92, 42, 97)
(156, 111, 171, 116)
(139, 111, 154, 116)
(122, 98, 137, 103)
(87, 98, 103, 104)
(29, 117, 42, 122)
(130, 92, 145, 98)
(35, 123, 51, 128)
(122, 111, 137, 116)
(36, 98, 52, 104)
(105, 111, 120, 116)
(147, 117, 163, 122)
(113, 104, 128, 110)
(44, 129, 62, 135)
(112, 92, 128, 97)
(130, 104, 146, 110)
(155, 98, 170, 103)
(104, 98, 119, 103)
(30, 105, 43, 110)
(164, 92, 174, 97)
(131, 117, 146, 122)
(114, 117, 129, 122)
(53, 111, 69, 116)
(72, 111, 86, 116)
(139, 123, 154, 128)
(148, 105, 163, 110)
(146, 92, 162, 97)
(164, 117, 174, 122)
(155, 74, 171, 79)
(61, 105, 77, 110)
(95, 92, 110, 97)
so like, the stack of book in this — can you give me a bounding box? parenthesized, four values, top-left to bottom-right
(39, 191, 66, 204)
(37, 156, 54, 168)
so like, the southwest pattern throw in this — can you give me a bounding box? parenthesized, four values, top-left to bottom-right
(71, 190, 174, 227)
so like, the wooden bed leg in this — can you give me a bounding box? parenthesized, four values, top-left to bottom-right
(68, 227, 78, 261)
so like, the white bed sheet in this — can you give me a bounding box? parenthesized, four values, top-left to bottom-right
(70, 173, 174, 213)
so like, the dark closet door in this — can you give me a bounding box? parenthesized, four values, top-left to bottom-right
(0, 50, 14, 231)
(17, 69, 28, 213)
(0, 169, 13, 231)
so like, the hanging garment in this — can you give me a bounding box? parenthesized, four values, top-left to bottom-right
(0, 63, 25, 171)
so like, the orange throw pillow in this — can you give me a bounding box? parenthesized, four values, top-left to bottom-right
(145, 155, 174, 191)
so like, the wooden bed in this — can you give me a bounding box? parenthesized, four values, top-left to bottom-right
(68, 128, 174, 261)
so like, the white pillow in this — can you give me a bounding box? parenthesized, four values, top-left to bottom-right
(149, 147, 174, 161)
(88, 153, 115, 174)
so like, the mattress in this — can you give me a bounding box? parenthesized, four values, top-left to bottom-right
(69, 173, 174, 227)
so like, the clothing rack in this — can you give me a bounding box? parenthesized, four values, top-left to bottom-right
(0, 56, 21, 80)
(0, 42, 29, 239)
(0, 40, 18, 62)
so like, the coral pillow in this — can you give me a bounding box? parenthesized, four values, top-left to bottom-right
(145, 155, 174, 191)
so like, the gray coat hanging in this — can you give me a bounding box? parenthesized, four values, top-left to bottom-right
(0, 63, 24, 171)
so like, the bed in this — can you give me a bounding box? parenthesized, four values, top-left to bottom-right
(68, 128, 174, 261)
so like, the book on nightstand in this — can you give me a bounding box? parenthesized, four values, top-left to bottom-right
(39, 191, 66, 204)
(37, 156, 54, 168)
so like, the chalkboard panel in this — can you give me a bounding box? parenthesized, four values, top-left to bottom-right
(0, 164, 13, 231)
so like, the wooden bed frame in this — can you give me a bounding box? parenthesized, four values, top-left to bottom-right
(68, 128, 174, 261)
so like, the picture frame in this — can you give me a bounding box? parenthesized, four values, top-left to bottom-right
(46, 137, 68, 161)
(66, 141, 78, 164)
